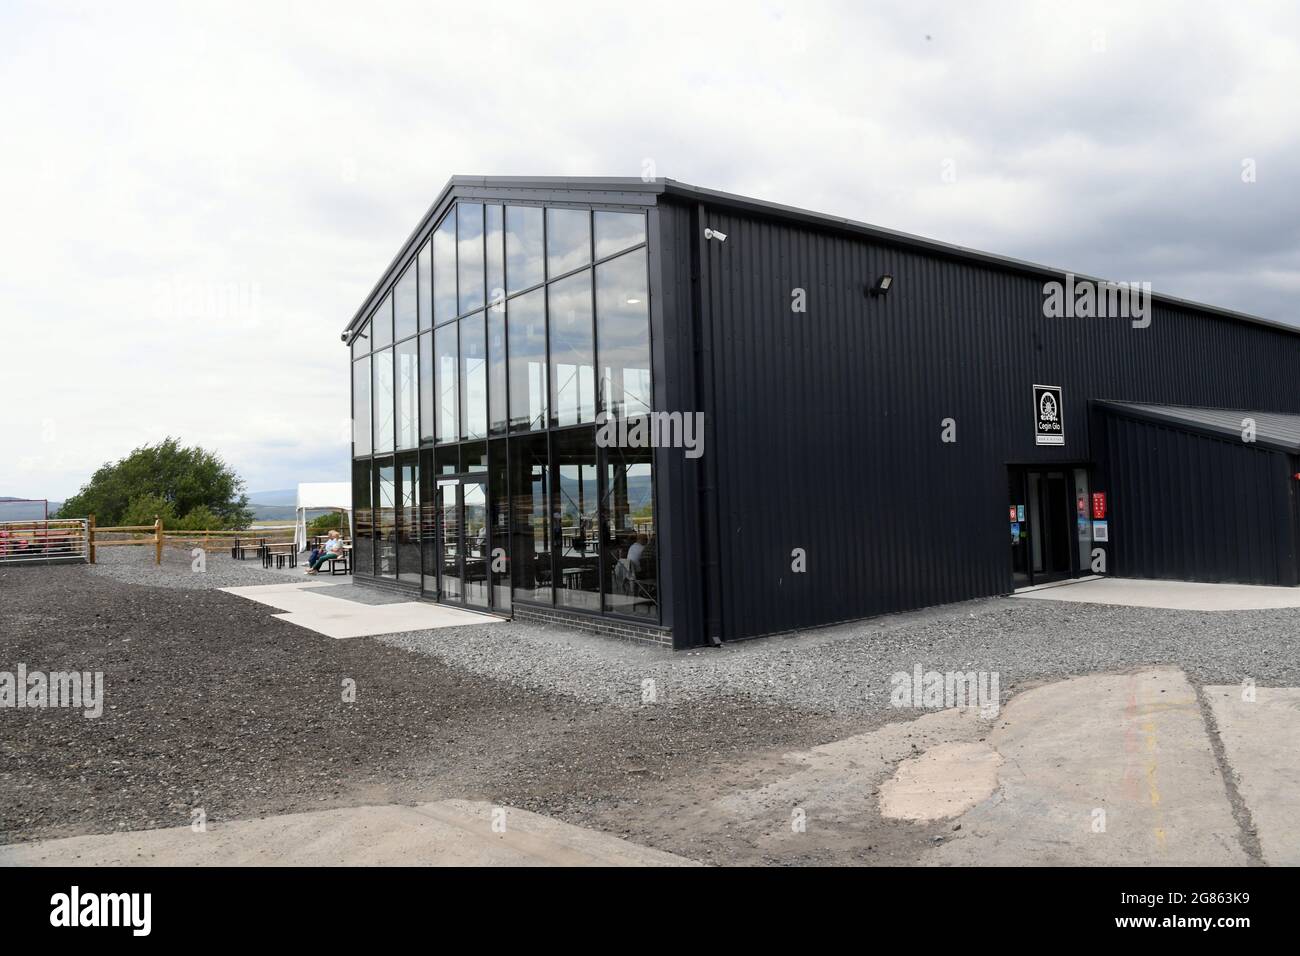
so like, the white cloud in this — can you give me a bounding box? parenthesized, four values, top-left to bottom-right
(1, 0, 1297, 499)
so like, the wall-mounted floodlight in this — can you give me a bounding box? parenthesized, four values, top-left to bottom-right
(866, 274, 894, 297)
(704, 228, 728, 242)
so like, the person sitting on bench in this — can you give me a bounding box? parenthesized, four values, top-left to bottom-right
(306, 530, 342, 574)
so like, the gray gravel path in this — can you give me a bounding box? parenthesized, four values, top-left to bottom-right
(88, 545, 329, 589)
(377, 596, 1300, 716)
(87, 548, 1300, 718)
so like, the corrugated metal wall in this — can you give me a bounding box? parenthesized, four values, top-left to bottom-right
(662, 198, 1300, 642)
(1095, 410, 1299, 585)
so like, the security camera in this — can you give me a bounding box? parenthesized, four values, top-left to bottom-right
(341, 331, 350, 342)
(704, 228, 728, 242)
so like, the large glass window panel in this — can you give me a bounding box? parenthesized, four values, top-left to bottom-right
(485, 205, 505, 310)
(488, 304, 507, 436)
(352, 356, 372, 457)
(507, 288, 547, 431)
(463, 481, 489, 607)
(602, 445, 657, 618)
(553, 428, 599, 612)
(595, 248, 652, 419)
(418, 240, 432, 330)
(397, 454, 420, 584)
(372, 347, 394, 454)
(435, 323, 458, 443)
(433, 209, 457, 323)
(371, 293, 393, 350)
(395, 338, 419, 450)
(594, 210, 646, 259)
(375, 460, 396, 579)
(419, 332, 434, 443)
(350, 319, 370, 359)
(548, 269, 595, 427)
(546, 207, 590, 278)
(509, 434, 550, 603)
(460, 312, 487, 440)
(457, 203, 485, 315)
(489, 440, 510, 611)
(395, 262, 418, 341)
(352, 459, 374, 576)
(505, 205, 543, 293)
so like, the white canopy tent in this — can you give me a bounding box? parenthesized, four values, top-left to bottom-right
(294, 482, 353, 551)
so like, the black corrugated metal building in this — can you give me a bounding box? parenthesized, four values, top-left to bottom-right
(342, 176, 1300, 649)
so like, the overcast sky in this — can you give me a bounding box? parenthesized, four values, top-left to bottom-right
(2, 1, 1297, 501)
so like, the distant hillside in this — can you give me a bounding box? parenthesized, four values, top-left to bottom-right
(246, 488, 299, 507)
(0, 498, 64, 520)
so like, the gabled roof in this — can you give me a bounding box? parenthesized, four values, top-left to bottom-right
(343, 175, 1300, 341)
(1095, 400, 1300, 453)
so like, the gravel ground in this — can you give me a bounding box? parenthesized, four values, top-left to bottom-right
(0, 556, 859, 860)
(7, 549, 1299, 864)
(87, 544, 317, 589)
(377, 595, 1300, 715)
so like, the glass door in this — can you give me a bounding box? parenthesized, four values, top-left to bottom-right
(462, 481, 489, 608)
(433, 477, 490, 609)
(437, 479, 461, 601)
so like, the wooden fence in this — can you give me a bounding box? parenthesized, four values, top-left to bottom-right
(86, 516, 297, 564)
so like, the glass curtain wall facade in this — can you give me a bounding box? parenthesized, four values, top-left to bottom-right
(350, 200, 658, 622)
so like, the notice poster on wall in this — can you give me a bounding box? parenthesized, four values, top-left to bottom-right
(1093, 520, 1109, 542)
(1034, 385, 1065, 446)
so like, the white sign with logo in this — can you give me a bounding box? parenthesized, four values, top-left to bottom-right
(1034, 384, 1064, 446)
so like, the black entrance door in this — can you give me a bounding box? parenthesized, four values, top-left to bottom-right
(1009, 467, 1086, 586)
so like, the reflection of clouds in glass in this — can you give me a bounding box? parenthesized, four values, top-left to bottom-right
(548, 270, 594, 425)
(433, 212, 457, 322)
(547, 207, 590, 277)
(396, 338, 419, 449)
(485, 205, 504, 299)
(434, 324, 457, 441)
(417, 241, 433, 328)
(371, 293, 393, 349)
(507, 288, 547, 429)
(372, 347, 394, 452)
(596, 248, 651, 416)
(352, 355, 371, 454)
(395, 262, 418, 338)
(460, 312, 487, 439)
(595, 211, 645, 259)
(505, 206, 544, 293)
(458, 203, 484, 314)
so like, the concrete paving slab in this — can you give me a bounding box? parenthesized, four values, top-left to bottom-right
(0, 799, 698, 867)
(273, 601, 497, 639)
(928, 668, 1246, 865)
(1206, 685, 1300, 866)
(1012, 576, 1300, 610)
(221, 582, 498, 638)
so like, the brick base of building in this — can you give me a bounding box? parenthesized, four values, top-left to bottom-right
(510, 603, 674, 649)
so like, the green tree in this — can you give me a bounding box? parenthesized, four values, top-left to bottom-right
(307, 511, 345, 534)
(173, 504, 223, 531)
(120, 494, 177, 528)
(58, 438, 253, 528)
